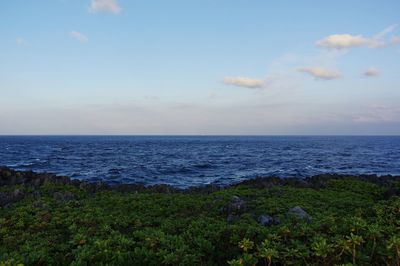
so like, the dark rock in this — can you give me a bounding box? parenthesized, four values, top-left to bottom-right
(53, 191, 76, 202)
(150, 184, 176, 193)
(232, 177, 282, 189)
(287, 206, 312, 223)
(186, 184, 221, 194)
(41, 174, 56, 184)
(258, 215, 274, 226)
(113, 184, 146, 193)
(53, 176, 71, 185)
(0, 168, 24, 186)
(79, 181, 108, 193)
(32, 177, 44, 187)
(12, 188, 24, 198)
(2, 166, 400, 197)
(0, 168, 12, 179)
(71, 179, 82, 187)
(0, 189, 25, 207)
(221, 196, 247, 215)
(258, 215, 281, 227)
(285, 178, 311, 188)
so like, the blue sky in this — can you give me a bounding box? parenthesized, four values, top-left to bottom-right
(1, 0, 399, 135)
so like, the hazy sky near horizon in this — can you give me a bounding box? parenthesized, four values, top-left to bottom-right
(1, 0, 400, 135)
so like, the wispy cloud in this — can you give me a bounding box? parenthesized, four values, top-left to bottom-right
(208, 92, 217, 99)
(368, 24, 398, 48)
(392, 36, 400, 45)
(16, 37, 27, 46)
(70, 31, 88, 43)
(144, 95, 160, 101)
(353, 104, 400, 123)
(374, 24, 398, 40)
(364, 67, 379, 77)
(89, 0, 121, 14)
(298, 67, 340, 80)
(223, 76, 264, 89)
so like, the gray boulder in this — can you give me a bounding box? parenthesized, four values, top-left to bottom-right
(221, 196, 247, 215)
(258, 215, 281, 227)
(287, 206, 312, 223)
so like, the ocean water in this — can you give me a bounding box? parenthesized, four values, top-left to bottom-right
(0, 136, 399, 188)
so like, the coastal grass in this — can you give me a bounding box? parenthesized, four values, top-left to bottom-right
(0, 175, 400, 265)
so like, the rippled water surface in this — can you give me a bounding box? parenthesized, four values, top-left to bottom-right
(1, 136, 399, 187)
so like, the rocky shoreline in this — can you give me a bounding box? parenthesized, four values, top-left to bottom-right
(2, 166, 400, 191)
(1, 166, 400, 265)
(1, 166, 400, 207)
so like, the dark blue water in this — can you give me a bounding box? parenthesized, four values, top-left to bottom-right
(0, 136, 399, 188)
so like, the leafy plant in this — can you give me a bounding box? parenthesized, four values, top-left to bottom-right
(0, 172, 399, 265)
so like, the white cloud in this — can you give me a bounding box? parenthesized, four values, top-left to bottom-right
(364, 67, 379, 77)
(89, 0, 121, 14)
(317, 24, 399, 49)
(70, 31, 88, 43)
(297, 67, 340, 80)
(316, 34, 368, 49)
(16, 37, 27, 45)
(223, 76, 264, 88)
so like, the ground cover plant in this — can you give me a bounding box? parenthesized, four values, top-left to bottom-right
(0, 168, 399, 265)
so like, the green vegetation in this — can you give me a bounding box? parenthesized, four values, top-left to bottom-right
(0, 172, 399, 265)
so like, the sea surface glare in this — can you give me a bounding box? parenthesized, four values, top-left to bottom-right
(1, 136, 399, 188)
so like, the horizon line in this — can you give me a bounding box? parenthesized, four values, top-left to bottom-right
(0, 134, 399, 137)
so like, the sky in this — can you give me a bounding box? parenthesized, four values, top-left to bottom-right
(1, 0, 400, 135)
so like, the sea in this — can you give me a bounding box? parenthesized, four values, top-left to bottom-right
(0, 136, 399, 188)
